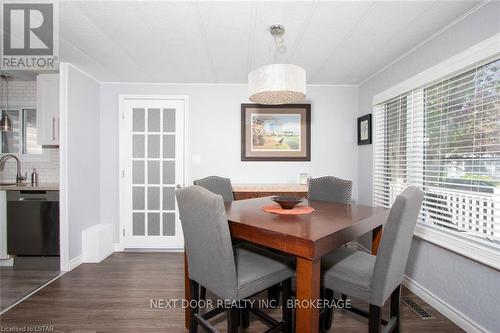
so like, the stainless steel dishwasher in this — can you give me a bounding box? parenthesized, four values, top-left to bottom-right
(7, 190, 59, 256)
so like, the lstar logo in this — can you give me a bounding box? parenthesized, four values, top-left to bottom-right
(1, 1, 58, 70)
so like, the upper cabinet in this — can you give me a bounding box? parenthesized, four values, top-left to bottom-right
(36, 74, 60, 146)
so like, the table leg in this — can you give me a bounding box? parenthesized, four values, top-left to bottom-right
(372, 225, 383, 255)
(184, 251, 192, 330)
(295, 257, 321, 333)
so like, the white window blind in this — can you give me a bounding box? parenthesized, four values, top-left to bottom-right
(374, 58, 500, 251)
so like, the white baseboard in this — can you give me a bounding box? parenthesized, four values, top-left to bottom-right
(68, 255, 83, 271)
(0, 258, 13, 266)
(114, 243, 124, 252)
(82, 224, 115, 263)
(403, 275, 489, 333)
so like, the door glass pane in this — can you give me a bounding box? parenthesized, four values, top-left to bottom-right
(163, 161, 175, 184)
(133, 161, 145, 184)
(148, 161, 160, 184)
(148, 134, 160, 158)
(148, 187, 160, 210)
(1, 110, 20, 153)
(148, 108, 160, 132)
(133, 135, 145, 158)
(133, 187, 145, 210)
(163, 108, 175, 132)
(148, 213, 160, 236)
(163, 187, 175, 210)
(163, 135, 175, 158)
(163, 213, 175, 236)
(133, 213, 145, 236)
(133, 108, 145, 132)
(23, 109, 42, 154)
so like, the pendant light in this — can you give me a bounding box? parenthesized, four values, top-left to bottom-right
(0, 75, 12, 132)
(248, 24, 306, 105)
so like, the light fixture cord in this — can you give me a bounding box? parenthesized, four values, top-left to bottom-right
(0, 77, 3, 110)
(272, 33, 286, 63)
(5, 76, 8, 111)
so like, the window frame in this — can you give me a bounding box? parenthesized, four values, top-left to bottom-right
(371, 34, 500, 270)
(0, 107, 48, 163)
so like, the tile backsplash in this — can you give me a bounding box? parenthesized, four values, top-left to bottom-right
(0, 148, 59, 184)
(1, 81, 36, 107)
(1, 81, 59, 185)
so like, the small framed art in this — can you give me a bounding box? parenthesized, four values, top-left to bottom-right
(357, 114, 372, 145)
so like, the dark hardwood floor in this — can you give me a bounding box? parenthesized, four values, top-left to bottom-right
(0, 253, 463, 332)
(0, 258, 60, 312)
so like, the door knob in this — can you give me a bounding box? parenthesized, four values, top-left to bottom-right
(176, 184, 182, 189)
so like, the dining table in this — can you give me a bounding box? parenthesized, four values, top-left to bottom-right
(184, 196, 388, 333)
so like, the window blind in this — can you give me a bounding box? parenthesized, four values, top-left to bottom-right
(374, 58, 500, 249)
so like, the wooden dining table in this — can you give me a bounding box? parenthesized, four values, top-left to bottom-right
(184, 196, 387, 333)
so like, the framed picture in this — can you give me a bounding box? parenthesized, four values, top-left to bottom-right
(241, 104, 311, 161)
(357, 114, 372, 145)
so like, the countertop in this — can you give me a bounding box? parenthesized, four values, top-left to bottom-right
(232, 183, 308, 192)
(0, 183, 59, 191)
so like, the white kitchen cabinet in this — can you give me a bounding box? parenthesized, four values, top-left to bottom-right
(36, 74, 60, 146)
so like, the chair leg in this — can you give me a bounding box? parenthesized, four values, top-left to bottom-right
(391, 285, 401, 333)
(267, 285, 281, 306)
(282, 279, 292, 333)
(200, 286, 206, 301)
(189, 279, 199, 333)
(321, 288, 334, 332)
(227, 307, 239, 333)
(369, 304, 381, 333)
(240, 301, 250, 328)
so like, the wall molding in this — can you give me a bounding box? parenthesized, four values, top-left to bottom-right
(360, 0, 490, 86)
(372, 32, 500, 104)
(68, 255, 83, 271)
(403, 275, 490, 333)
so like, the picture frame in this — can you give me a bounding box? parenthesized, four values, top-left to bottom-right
(357, 113, 372, 145)
(241, 104, 311, 161)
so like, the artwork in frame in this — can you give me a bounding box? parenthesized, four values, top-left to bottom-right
(357, 113, 372, 145)
(241, 104, 311, 161)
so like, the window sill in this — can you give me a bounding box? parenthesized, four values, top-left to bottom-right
(413, 224, 500, 271)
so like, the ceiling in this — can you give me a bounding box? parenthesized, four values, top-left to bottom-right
(55, 0, 482, 84)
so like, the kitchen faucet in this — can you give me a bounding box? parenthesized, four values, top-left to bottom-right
(0, 154, 27, 184)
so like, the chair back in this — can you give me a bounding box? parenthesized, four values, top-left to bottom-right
(370, 186, 423, 306)
(194, 176, 234, 203)
(176, 186, 238, 300)
(308, 176, 352, 204)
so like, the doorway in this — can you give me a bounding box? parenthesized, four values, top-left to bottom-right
(119, 95, 187, 249)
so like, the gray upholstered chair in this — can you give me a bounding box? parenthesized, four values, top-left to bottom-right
(193, 176, 234, 203)
(320, 186, 424, 333)
(308, 176, 352, 204)
(176, 186, 293, 333)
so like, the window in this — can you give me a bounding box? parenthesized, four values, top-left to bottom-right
(0, 109, 42, 155)
(374, 58, 500, 256)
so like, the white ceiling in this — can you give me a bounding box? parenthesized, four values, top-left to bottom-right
(56, 0, 483, 84)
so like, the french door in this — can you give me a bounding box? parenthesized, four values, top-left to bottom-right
(119, 95, 186, 249)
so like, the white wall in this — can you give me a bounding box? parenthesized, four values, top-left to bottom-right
(357, 3, 500, 332)
(99, 83, 359, 240)
(60, 63, 101, 266)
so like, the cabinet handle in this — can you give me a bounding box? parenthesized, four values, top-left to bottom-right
(52, 117, 55, 141)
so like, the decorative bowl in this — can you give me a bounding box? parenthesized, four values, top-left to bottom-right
(271, 196, 303, 210)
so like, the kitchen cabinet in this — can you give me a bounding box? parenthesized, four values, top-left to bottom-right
(36, 74, 60, 146)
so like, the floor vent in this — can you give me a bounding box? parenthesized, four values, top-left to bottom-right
(401, 298, 434, 320)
